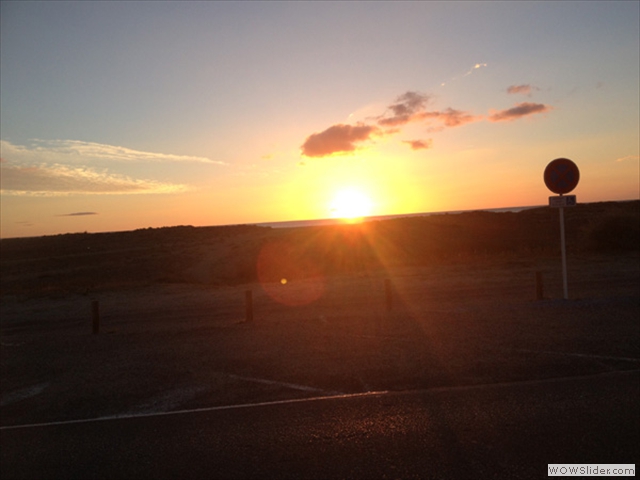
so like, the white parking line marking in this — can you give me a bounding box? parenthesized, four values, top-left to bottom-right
(2, 370, 638, 432)
(0, 391, 387, 431)
(227, 374, 343, 395)
(0, 383, 50, 407)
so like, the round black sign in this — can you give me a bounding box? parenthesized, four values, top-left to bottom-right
(544, 158, 580, 194)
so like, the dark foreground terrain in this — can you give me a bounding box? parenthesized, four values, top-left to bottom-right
(1, 201, 638, 478)
(1, 200, 638, 295)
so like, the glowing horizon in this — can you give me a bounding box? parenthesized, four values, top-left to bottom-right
(1, 2, 638, 238)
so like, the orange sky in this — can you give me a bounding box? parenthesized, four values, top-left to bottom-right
(1, 2, 638, 238)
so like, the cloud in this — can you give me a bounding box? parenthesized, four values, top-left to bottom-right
(506, 84, 539, 96)
(300, 88, 551, 158)
(488, 102, 552, 122)
(402, 139, 433, 151)
(0, 162, 190, 196)
(616, 155, 639, 163)
(424, 108, 483, 128)
(441, 63, 488, 86)
(463, 63, 488, 77)
(0, 139, 224, 165)
(300, 90, 482, 158)
(376, 92, 482, 130)
(300, 123, 380, 158)
(377, 91, 431, 127)
(56, 212, 99, 217)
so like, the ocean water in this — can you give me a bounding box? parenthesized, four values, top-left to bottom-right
(255, 205, 543, 229)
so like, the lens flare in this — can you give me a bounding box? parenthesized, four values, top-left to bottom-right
(256, 240, 325, 306)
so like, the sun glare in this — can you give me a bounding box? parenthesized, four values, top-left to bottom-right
(330, 188, 373, 221)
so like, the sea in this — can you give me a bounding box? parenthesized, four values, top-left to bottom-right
(255, 205, 544, 229)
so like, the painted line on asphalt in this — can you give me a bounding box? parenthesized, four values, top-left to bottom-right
(0, 391, 387, 431)
(0, 383, 50, 407)
(226, 374, 344, 395)
(2, 369, 638, 432)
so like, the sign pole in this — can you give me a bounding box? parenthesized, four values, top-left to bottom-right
(558, 200, 568, 300)
(544, 158, 579, 301)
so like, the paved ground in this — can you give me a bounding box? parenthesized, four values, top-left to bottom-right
(2, 369, 638, 480)
(2, 254, 638, 478)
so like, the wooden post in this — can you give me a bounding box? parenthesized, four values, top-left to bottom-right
(384, 279, 392, 312)
(535, 271, 544, 300)
(245, 290, 253, 323)
(91, 300, 100, 334)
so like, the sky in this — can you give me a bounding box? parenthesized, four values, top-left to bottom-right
(1, 1, 638, 238)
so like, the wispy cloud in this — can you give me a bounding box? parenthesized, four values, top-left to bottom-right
(616, 155, 639, 163)
(423, 108, 482, 129)
(402, 139, 432, 151)
(56, 212, 99, 217)
(488, 102, 552, 122)
(506, 84, 541, 96)
(0, 139, 225, 165)
(441, 63, 488, 86)
(0, 162, 190, 196)
(300, 123, 380, 158)
(463, 63, 488, 77)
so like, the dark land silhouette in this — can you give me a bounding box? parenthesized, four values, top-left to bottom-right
(1, 200, 638, 297)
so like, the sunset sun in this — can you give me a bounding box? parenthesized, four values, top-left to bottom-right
(330, 188, 373, 221)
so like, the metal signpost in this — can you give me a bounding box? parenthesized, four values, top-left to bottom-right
(544, 158, 580, 300)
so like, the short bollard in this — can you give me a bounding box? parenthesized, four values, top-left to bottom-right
(245, 290, 253, 323)
(91, 300, 100, 334)
(385, 279, 393, 312)
(535, 271, 544, 301)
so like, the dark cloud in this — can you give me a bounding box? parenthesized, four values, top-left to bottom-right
(425, 108, 482, 128)
(300, 90, 551, 158)
(402, 139, 432, 151)
(300, 123, 379, 158)
(377, 91, 481, 129)
(378, 91, 431, 127)
(488, 102, 552, 122)
(57, 212, 98, 217)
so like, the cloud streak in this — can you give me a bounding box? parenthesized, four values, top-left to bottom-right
(463, 63, 488, 76)
(56, 212, 99, 216)
(488, 102, 552, 122)
(0, 139, 225, 165)
(423, 108, 482, 128)
(507, 84, 539, 96)
(440, 63, 488, 86)
(0, 162, 190, 196)
(616, 155, 639, 163)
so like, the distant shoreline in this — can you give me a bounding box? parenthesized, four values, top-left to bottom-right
(2, 199, 638, 240)
(255, 205, 546, 229)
